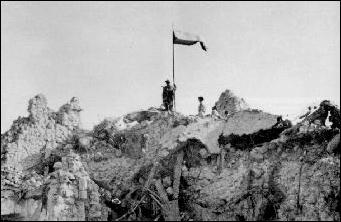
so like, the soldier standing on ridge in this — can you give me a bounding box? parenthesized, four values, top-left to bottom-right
(162, 80, 176, 112)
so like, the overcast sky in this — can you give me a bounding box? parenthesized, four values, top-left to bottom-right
(1, 1, 340, 132)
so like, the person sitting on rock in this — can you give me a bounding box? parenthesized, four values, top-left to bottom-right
(305, 100, 332, 127)
(272, 116, 284, 128)
(223, 110, 231, 120)
(272, 116, 292, 129)
(197, 96, 206, 118)
(211, 106, 221, 120)
(328, 104, 340, 129)
(325, 111, 333, 128)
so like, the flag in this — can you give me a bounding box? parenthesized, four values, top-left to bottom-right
(173, 30, 207, 51)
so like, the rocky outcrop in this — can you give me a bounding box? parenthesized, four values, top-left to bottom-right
(1, 94, 82, 218)
(214, 89, 249, 116)
(1, 94, 82, 171)
(178, 127, 340, 221)
(327, 133, 340, 154)
(56, 96, 82, 130)
(160, 110, 277, 155)
(42, 151, 103, 221)
(302, 100, 340, 129)
(1, 151, 104, 221)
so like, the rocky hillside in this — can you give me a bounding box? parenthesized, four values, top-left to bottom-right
(1, 90, 340, 221)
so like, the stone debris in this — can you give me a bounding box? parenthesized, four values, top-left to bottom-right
(162, 176, 172, 188)
(214, 89, 249, 116)
(327, 133, 340, 154)
(1, 94, 82, 175)
(28, 94, 49, 125)
(1, 90, 340, 221)
(1, 94, 84, 219)
(56, 96, 82, 130)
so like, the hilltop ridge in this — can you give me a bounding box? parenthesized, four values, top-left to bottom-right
(1, 90, 340, 221)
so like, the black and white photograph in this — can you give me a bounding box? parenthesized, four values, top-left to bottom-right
(1, 1, 340, 221)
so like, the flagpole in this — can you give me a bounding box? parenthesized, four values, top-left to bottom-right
(172, 25, 176, 111)
(172, 32, 175, 84)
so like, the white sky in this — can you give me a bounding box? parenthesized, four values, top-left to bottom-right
(1, 1, 340, 133)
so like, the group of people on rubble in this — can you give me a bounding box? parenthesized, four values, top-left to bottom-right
(161, 79, 229, 120)
(161, 79, 341, 128)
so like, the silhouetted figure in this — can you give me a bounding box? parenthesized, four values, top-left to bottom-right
(211, 106, 221, 120)
(198, 96, 206, 118)
(162, 80, 176, 112)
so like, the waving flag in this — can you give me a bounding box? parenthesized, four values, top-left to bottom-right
(173, 30, 207, 51)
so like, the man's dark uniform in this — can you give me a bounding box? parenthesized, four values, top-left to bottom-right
(162, 80, 176, 111)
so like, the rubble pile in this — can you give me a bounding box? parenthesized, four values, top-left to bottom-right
(1, 90, 340, 221)
(1, 94, 82, 170)
(2, 150, 104, 221)
(1, 94, 82, 217)
(301, 100, 340, 130)
(177, 126, 340, 221)
(39, 151, 104, 221)
(214, 89, 249, 116)
(218, 118, 292, 151)
(79, 110, 196, 196)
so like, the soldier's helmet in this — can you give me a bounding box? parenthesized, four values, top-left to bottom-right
(165, 80, 170, 84)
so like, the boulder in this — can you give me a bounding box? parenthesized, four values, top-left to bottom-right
(214, 89, 249, 116)
(166, 187, 174, 196)
(53, 162, 63, 170)
(162, 176, 172, 188)
(78, 136, 92, 150)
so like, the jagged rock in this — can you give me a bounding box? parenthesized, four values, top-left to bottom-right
(327, 133, 340, 154)
(115, 149, 122, 158)
(53, 162, 63, 170)
(1, 94, 84, 219)
(166, 187, 174, 196)
(44, 152, 101, 220)
(1, 94, 82, 172)
(78, 136, 92, 150)
(27, 94, 49, 125)
(56, 97, 82, 130)
(199, 148, 208, 158)
(301, 100, 340, 129)
(162, 176, 172, 188)
(214, 89, 249, 116)
(1, 151, 103, 221)
(125, 110, 159, 123)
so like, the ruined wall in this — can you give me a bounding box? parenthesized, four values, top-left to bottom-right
(1, 151, 104, 221)
(1, 94, 82, 217)
(214, 89, 249, 116)
(178, 127, 340, 221)
(1, 94, 82, 171)
(81, 111, 193, 193)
